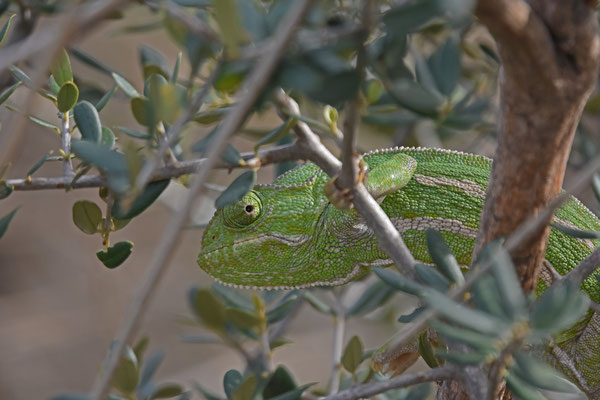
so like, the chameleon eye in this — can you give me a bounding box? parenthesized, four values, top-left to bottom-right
(223, 190, 263, 229)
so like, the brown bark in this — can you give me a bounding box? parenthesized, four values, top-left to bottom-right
(437, 0, 600, 399)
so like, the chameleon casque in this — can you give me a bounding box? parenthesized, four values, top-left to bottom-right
(198, 147, 600, 393)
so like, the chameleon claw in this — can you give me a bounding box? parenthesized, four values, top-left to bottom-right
(324, 178, 355, 209)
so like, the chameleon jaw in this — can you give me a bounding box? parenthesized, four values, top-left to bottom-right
(209, 264, 364, 291)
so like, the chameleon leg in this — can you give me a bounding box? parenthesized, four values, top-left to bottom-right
(324, 153, 418, 208)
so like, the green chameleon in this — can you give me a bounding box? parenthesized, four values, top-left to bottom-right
(198, 147, 600, 394)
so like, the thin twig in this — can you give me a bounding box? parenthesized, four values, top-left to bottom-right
(322, 365, 460, 400)
(60, 112, 73, 177)
(327, 288, 346, 395)
(5, 144, 299, 191)
(87, 2, 314, 399)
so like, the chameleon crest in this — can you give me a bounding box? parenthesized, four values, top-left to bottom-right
(198, 152, 418, 289)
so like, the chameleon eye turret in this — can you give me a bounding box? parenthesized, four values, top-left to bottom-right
(223, 190, 263, 229)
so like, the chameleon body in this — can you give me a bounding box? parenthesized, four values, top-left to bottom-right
(198, 147, 600, 393)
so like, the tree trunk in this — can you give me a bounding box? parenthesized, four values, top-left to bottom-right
(438, 0, 600, 398)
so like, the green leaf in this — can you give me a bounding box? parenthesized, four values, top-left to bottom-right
(130, 96, 151, 126)
(211, 283, 253, 310)
(57, 81, 79, 112)
(223, 369, 243, 399)
(71, 47, 113, 75)
(225, 307, 260, 330)
(190, 288, 226, 332)
(71, 140, 129, 194)
(112, 179, 170, 219)
(214, 0, 243, 58)
(430, 320, 497, 353)
(505, 372, 546, 400)
(0, 80, 21, 106)
(422, 289, 505, 335)
(112, 217, 130, 231)
(373, 267, 424, 296)
(27, 151, 53, 177)
(101, 126, 115, 148)
(389, 79, 444, 116)
(346, 280, 395, 317)
(398, 306, 425, 323)
(428, 36, 460, 96)
(303, 291, 333, 315)
(112, 346, 139, 395)
(254, 119, 295, 150)
(49, 75, 60, 94)
(114, 125, 152, 139)
(530, 280, 590, 336)
(471, 275, 507, 320)
(112, 72, 140, 98)
(97, 241, 133, 269)
(171, 52, 182, 83)
(133, 336, 149, 364)
(267, 292, 299, 324)
(0, 206, 19, 239)
(74, 101, 102, 143)
(511, 352, 580, 393)
(72, 200, 102, 234)
(477, 239, 525, 319)
(140, 350, 164, 387)
(151, 384, 183, 399)
(232, 374, 256, 400)
(214, 60, 250, 92)
(140, 44, 170, 79)
(9, 65, 32, 86)
(96, 84, 118, 112)
(341, 335, 363, 373)
(415, 263, 450, 291)
(51, 49, 73, 87)
(269, 384, 314, 400)
(263, 366, 297, 399)
(193, 107, 231, 124)
(0, 14, 15, 45)
(215, 170, 256, 208)
(592, 173, 600, 203)
(550, 222, 600, 239)
(28, 115, 59, 132)
(418, 332, 439, 368)
(382, 0, 440, 35)
(426, 228, 464, 284)
(0, 181, 13, 200)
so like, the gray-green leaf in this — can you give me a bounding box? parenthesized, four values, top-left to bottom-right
(74, 101, 102, 143)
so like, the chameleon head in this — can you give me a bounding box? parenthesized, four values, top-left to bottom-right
(198, 185, 332, 289)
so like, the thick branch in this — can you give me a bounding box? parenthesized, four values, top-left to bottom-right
(474, 0, 600, 291)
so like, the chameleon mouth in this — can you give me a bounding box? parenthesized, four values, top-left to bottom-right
(208, 264, 363, 291)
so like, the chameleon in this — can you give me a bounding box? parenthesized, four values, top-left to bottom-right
(198, 147, 600, 394)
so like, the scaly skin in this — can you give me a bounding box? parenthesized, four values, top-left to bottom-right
(198, 147, 600, 394)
